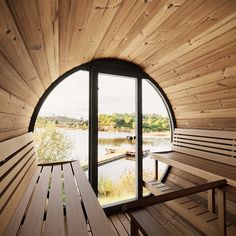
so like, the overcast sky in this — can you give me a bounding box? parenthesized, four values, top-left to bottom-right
(39, 70, 168, 119)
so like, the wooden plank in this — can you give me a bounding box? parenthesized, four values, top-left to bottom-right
(0, 160, 37, 236)
(0, 129, 28, 143)
(94, 0, 137, 58)
(3, 167, 40, 236)
(0, 0, 45, 98)
(72, 161, 116, 236)
(44, 165, 65, 236)
(0, 155, 37, 210)
(0, 114, 30, 132)
(109, 215, 129, 236)
(147, 14, 236, 74)
(36, 0, 59, 83)
(0, 132, 33, 162)
(173, 134, 235, 145)
(172, 146, 236, 166)
(63, 163, 88, 236)
(1, 146, 36, 191)
(173, 141, 235, 157)
(7, 0, 52, 89)
(217, 189, 226, 236)
(0, 141, 35, 177)
(19, 166, 51, 236)
(0, 88, 34, 117)
(174, 128, 236, 139)
(130, 209, 170, 236)
(116, 0, 185, 58)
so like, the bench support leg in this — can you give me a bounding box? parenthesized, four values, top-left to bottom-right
(155, 160, 158, 180)
(208, 188, 215, 213)
(217, 189, 226, 236)
(131, 219, 139, 236)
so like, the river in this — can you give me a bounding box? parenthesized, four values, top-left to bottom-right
(64, 129, 171, 181)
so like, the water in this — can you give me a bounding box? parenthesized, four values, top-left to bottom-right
(64, 129, 171, 181)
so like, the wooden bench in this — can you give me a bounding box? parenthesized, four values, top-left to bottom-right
(123, 179, 231, 236)
(0, 132, 116, 236)
(122, 128, 236, 236)
(151, 128, 236, 187)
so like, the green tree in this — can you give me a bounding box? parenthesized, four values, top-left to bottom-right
(34, 120, 73, 163)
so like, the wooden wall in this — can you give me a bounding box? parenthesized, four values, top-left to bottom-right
(0, 0, 236, 141)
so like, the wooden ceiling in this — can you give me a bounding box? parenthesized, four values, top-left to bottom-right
(0, 0, 236, 141)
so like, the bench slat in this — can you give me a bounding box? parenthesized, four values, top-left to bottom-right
(173, 134, 236, 145)
(1, 147, 36, 191)
(0, 160, 37, 236)
(20, 166, 51, 236)
(0, 154, 37, 209)
(44, 165, 65, 236)
(3, 167, 40, 236)
(72, 161, 116, 236)
(0, 132, 33, 162)
(173, 146, 236, 166)
(174, 128, 236, 140)
(63, 163, 89, 236)
(173, 138, 235, 153)
(0, 142, 35, 178)
(173, 141, 235, 157)
(130, 209, 170, 236)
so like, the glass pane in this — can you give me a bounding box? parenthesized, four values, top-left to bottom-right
(142, 80, 171, 186)
(34, 70, 89, 175)
(98, 73, 136, 206)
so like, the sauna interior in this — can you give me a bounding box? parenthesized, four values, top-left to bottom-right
(0, 0, 236, 235)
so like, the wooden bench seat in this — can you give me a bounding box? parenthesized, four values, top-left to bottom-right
(0, 133, 116, 236)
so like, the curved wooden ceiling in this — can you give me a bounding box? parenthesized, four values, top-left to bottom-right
(0, 0, 236, 141)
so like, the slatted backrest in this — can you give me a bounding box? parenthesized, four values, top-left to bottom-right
(0, 132, 38, 235)
(173, 129, 236, 166)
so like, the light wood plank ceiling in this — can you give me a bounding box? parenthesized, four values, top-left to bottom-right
(0, 0, 236, 141)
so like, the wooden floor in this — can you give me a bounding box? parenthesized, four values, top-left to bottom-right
(108, 204, 203, 236)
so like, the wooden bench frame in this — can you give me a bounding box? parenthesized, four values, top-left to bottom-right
(0, 132, 116, 236)
(123, 179, 227, 236)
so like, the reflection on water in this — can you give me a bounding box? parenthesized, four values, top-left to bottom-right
(64, 129, 171, 175)
(98, 137, 134, 146)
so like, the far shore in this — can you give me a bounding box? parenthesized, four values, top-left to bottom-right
(54, 125, 171, 137)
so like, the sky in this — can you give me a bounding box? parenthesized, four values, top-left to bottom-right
(39, 70, 169, 119)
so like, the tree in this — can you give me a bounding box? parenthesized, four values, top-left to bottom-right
(34, 119, 73, 163)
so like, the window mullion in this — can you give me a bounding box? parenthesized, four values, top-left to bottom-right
(89, 68, 98, 195)
(136, 77, 143, 199)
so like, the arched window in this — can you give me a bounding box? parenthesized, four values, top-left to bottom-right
(30, 59, 175, 207)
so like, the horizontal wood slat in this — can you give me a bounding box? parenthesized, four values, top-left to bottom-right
(0, 159, 37, 235)
(0, 132, 33, 162)
(2, 167, 40, 236)
(172, 128, 236, 166)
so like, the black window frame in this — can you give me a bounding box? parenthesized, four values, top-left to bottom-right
(29, 58, 176, 209)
